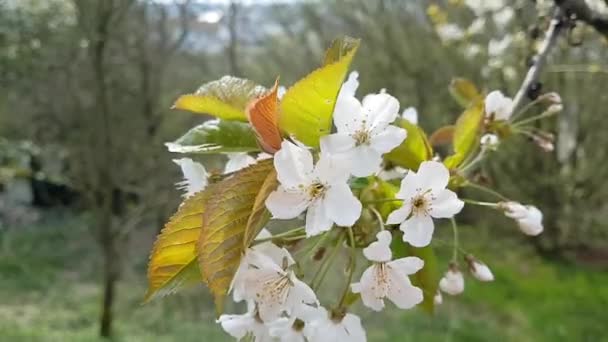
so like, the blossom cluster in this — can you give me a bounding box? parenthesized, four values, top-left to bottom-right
(172, 72, 548, 341)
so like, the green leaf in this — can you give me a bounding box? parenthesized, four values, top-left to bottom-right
(173, 76, 267, 121)
(166, 120, 260, 154)
(391, 233, 439, 314)
(323, 36, 361, 66)
(279, 37, 360, 147)
(444, 101, 484, 169)
(197, 159, 275, 314)
(385, 120, 433, 171)
(449, 78, 481, 108)
(144, 189, 213, 302)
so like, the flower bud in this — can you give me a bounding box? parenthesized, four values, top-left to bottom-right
(499, 201, 543, 236)
(465, 255, 494, 282)
(539, 92, 562, 104)
(439, 263, 464, 295)
(547, 104, 563, 114)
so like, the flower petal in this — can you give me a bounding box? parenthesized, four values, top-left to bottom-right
(416, 161, 450, 191)
(400, 214, 434, 247)
(349, 145, 383, 177)
(386, 267, 423, 309)
(314, 153, 351, 185)
(274, 140, 314, 189)
(370, 125, 407, 154)
(287, 276, 320, 318)
(217, 313, 256, 339)
(341, 313, 367, 342)
(361, 93, 400, 130)
(339, 71, 359, 98)
(362, 231, 393, 262)
(324, 183, 362, 227)
(429, 189, 464, 218)
(402, 107, 418, 124)
(266, 186, 309, 219)
(386, 203, 412, 225)
(396, 172, 420, 200)
(305, 200, 334, 237)
(387, 256, 424, 275)
(334, 95, 364, 133)
(351, 265, 385, 311)
(320, 133, 356, 155)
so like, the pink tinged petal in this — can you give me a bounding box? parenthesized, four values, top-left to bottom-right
(320, 133, 356, 155)
(387, 256, 424, 275)
(323, 183, 362, 227)
(369, 125, 407, 154)
(351, 266, 385, 311)
(266, 187, 309, 219)
(305, 200, 334, 237)
(334, 95, 364, 133)
(386, 203, 412, 225)
(362, 231, 393, 262)
(429, 189, 464, 218)
(274, 140, 314, 188)
(361, 93, 400, 130)
(401, 214, 434, 247)
(386, 266, 424, 309)
(416, 161, 450, 191)
(314, 153, 351, 185)
(349, 145, 383, 177)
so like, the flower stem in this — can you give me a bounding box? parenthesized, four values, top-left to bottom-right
(462, 198, 499, 207)
(370, 207, 385, 231)
(251, 226, 305, 246)
(312, 232, 345, 291)
(513, 109, 556, 127)
(338, 226, 357, 308)
(450, 218, 459, 262)
(464, 182, 508, 201)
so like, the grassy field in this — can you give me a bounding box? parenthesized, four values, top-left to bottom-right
(1, 212, 607, 342)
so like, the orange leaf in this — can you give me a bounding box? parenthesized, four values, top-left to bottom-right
(246, 79, 283, 153)
(429, 125, 455, 146)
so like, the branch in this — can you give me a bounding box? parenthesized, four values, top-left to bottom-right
(511, 8, 564, 113)
(555, 0, 608, 38)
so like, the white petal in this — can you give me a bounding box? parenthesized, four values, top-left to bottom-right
(361, 93, 400, 130)
(224, 153, 256, 173)
(517, 206, 543, 236)
(387, 256, 424, 275)
(266, 186, 309, 219)
(314, 153, 351, 185)
(351, 265, 385, 311)
(320, 133, 356, 155)
(470, 261, 494, 282)
(362, 231, 393, 262)
(386, 203, 412, 225)
(287, 276, 320, 318)
(349, 146, 383, 177)
(339, 71, 359, 98)
(340, 313, 367, 342)
(395, 170, 422, 200)
(173, 158, 208, 197)
(323, 183, 362, 227)
(439, 269, 465, 295)
(485, 90, 513, 121)
(402, 107, 418, 124)
(400, 214, 434, 247)
(334, 95, 364, 133)
(217, 313, 256, 339)
(416, 161, 450, 191)
(305, 200, 334, 237)
(369, 125, 407, 154)
(274, 140, 314, 189)
(429, 189, 464, 218)
(386, 266, 423, 309)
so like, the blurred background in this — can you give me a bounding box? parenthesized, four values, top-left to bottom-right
(1, 0, 608, 341)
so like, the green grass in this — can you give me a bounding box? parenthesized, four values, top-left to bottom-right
(1, 213, 607, 341)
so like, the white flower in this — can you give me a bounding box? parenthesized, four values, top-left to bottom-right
(439, 266, 465, 295)
(266, 140, 362, 237)
(467, 258, 495, 282)
(501, 201, 544, 236)
(268, 318, 307, 342)
(480, 133, 499, 148)
(173, 158, 208, 197)
(217, 307, 272, 342)
(485, 90, 513, 121)
(386, 161, 464, 247)
(320, 72, 407, 177)
(243, 249, 319, 322)
(304, 308, 366, 342)
(351, 231, 424, 311)
(436, 24, 465, 42)
(378, 167, 408, 181)
(230, 229, 294, 303)
(401, 107, 418, 125)
(224, 152, 256, 173)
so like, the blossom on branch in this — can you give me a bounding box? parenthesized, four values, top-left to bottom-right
(304, 307, 366, 342)
(500, 201, 544, 236)
(485, 90, 513, 121)
(439, 265, 465, 295)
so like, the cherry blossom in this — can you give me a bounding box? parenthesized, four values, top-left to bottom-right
(173, 158, 208, 198)
(351, 231, 424, 311)
(386, 161, 464, 247)
(304, 307, 366, 342)
(265, 140, 362, 237)
(485, 90, 513, 121)
(439, 266, 465, 296)
(242, 248, 319, 322)
(500, 201, 544, 236)
(320, 72, 407, 177)
(217, 306, 272, 342)
(268, 318, 307, 342)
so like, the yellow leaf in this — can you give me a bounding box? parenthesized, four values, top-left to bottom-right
(385, 119, 433, 171)
(243, 168, 278, 247)
(173, 76, 267, 121)
(279, 38, 360, 147)
(444, 101, 484, 169)
(197, 159, 275, 314)
(449, 78, 481, 108)
(144, 189, 213, 302)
